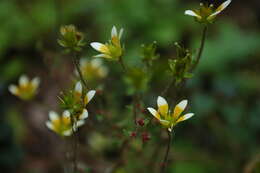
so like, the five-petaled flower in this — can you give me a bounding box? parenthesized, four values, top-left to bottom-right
(9, 75, 40, 100)
(78, 58, 108, 81)
(147, 96, 194, 132)
(46, 110, 87, 137)
(90, 26, 124, 60)
(184, 0, 232, 24)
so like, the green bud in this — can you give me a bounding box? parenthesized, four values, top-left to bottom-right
(141, 41, 159, 66)
(168, 43, 193, 84)
(58, 25, 85, 52)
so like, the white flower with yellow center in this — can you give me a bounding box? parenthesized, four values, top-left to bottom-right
(147, 96, 194, 132)
(78, 58, 108, 81)
(185, 0, 231, 23)
(46, 110, 86, 136)
(74, 81, 96, 107)
(9, 75, 40, 100)
(90, 26, 124, 60)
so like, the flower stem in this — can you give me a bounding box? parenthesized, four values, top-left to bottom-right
(160, 130, 172, 173)
(161, 78, 175, 97)
(192, 26, 208, 70)
(72, 129, 78, 173)
(72, 52, 88, 89)
(118, 56, 127, 72)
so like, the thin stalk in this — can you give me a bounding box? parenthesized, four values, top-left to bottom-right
(192, 26, 208, 70)
(118, 56, 127, 72)
(72, 53, 87, 88)
(72, 128, 78, 173)
(161, 78, 175, 97)
(160, 130, 172, 173)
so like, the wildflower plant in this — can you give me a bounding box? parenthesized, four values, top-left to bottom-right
(8, 0, 234, 172)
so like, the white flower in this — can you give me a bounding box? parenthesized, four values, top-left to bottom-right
(90, 26, 124, 60)
(9, 75, 40, 100)
(46, 110, 86, 136)
(77, 58, 108, 80)
(147, 96, 194, 132)
(184, 0, 232, 23)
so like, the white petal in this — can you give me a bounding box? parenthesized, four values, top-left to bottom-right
(75, 81, 82, 94)
(119, 28, 124, 39)
(185, 10, 200, 17)
(76, 120, 85, 127)
(90, 42, 105, 51)
(209, 0, 232, 18)
(79, 109, 88, 120)
(159, 119, 170, 126)
(62, 110, 70, 118)
(182, 113, 194, 120)
(177, 100, 188, 110)
(93, 54, 112, 59)
(19, 75, 29, 86)
(63, 129, 73, 136)
(9, 85, 18, 95)
(31, 77, 40, 88)
(157, 96, 168, 107)
(147, 107, 158, 117)
(177, 113, 195, 123)
(46, 121, 54, 130)
(49, 111, 59, 121)
(86, 90, 96, 103)
(91, 58, 102, 68)
(217, 0, 231, 12)
(111, 26, 117, 38)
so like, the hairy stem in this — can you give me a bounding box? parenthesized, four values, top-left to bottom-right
(192, 26, 208, 70)
(160, 130, 172, 173)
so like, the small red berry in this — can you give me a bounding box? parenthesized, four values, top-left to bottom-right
(137, 118, 145, 126)
(141, 132, 150, 142)
(130, 132, 137, 138)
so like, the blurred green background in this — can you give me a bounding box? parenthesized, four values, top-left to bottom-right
(1, 0, 260, 172)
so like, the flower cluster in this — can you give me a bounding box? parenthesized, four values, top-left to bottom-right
(185, 0, 231, 24)
(147, 96, 194, 132)
(47, 81, 96, 136)
(9, 75, 40, 100)
(90, 26, 124, 60)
